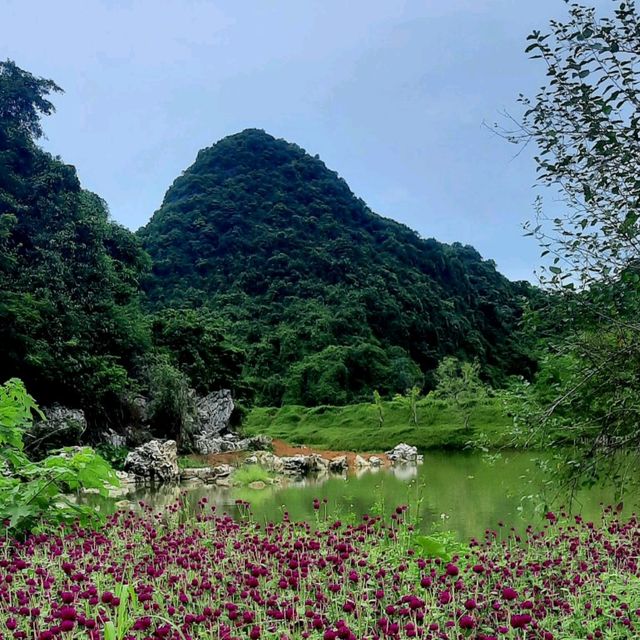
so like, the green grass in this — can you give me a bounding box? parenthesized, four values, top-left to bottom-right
(232, 464, 274, 486)
(244, 396, 521, 451)
(178, 455, 210, 469)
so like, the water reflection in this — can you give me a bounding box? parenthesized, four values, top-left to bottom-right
(105, 451, 639, 540)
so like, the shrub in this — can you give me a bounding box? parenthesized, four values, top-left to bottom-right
(233, 464, 273, 486)
(0, 378, 119, 536)
(146, 356, 195, 446)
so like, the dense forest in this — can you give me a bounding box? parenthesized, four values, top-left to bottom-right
(140, 129, 536, 405)
(0, 61, 150, 429)
(1, 59, 536, 433)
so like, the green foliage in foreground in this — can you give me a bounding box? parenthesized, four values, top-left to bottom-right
(244, 394, 518, 451)
(0, 379, 118, 536)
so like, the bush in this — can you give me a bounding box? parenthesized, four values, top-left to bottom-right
(95, 443, 129, 471)
(0, 378, 119, 537)
(233, 464, 273, 486)
(146, 356, 195, 447)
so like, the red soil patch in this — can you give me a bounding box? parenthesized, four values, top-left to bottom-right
(270, 439, 390, 467)
(197, 439, 389, 468)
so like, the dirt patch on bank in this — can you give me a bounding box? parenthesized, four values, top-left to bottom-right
(270, 439, 390, 467)
(197, 439, 390, 468)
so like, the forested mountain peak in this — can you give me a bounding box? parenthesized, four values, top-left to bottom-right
(139, 130, 535, 406)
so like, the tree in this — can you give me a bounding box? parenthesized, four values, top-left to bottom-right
(0, 60, 151, 431)
(501, 2, 640, 471)
(150, 308, 245, 395)
(433, 358, 486, 429)
(372, 390, 384, 426)
(0, 60, 61, 139)
(146, 356, 195, 446)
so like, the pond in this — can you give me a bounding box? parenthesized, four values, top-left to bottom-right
(107, 450, 638, 540)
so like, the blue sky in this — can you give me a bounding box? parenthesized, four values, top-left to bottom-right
(0, 0, 611, 282)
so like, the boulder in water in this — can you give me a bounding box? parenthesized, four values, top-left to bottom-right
(328, 455, 348, 473)
(124, 440, 180, 483)
(385, 443, 418, 464)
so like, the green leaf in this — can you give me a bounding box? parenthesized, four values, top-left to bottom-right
(413, 535, 450, 561)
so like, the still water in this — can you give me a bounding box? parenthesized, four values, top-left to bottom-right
(111, 451, 638, 540)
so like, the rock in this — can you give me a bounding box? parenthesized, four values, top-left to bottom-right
(276, 454, 329, 476)
(193, 433, 272, 455)
(216, 477, 231, 487)
(243, 434, 273, 450)
(212, 464, 233, 478)
(280, 455, 311, 476)
(252, 451, 284, 473)
(309, 454, 329, 473)
(248, 481, 267, 490)
(369, 456, 382, 467)
(124, 440, 180, 483)
(385, 443, 418, 464)
(180, 467, 215, 481)
(116, 470, 136, 484)
(354, 454, 370, 467)
(192, 390, 235, 454)
(103, 429, 127, 448)
(328, 455, 348, 473)
(131, 396, 149, 423)
(26, 405, 86, 456)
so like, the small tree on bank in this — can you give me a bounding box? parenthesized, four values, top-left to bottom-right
(372, 390, 384, 427)
(433, 358, 486, 429)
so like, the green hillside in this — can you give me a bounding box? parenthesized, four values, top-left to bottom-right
(140, 129, 535, 406)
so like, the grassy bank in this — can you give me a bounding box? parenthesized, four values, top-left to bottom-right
(244, 396, 520, 451)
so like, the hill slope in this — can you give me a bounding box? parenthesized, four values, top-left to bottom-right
(139, 129, 534, 405)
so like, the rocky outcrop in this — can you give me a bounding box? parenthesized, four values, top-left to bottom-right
(102, 429, 127, 448)
(124, 440, 180, 483)
(26, 405, 86, 456)
(385, 443, 418, 464)
(192, 390, 235, 454)
(195, 433, 272, 455)
(246, 451, 331, 475)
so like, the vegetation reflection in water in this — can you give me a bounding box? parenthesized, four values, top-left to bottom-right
(117, 451, 638, 540)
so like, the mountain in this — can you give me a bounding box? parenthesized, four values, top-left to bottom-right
(139, 129, 535, 406)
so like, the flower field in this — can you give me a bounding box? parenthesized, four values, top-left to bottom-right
(2, 501, 640, 639)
